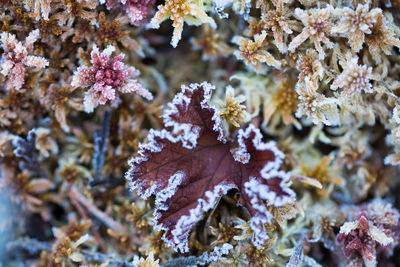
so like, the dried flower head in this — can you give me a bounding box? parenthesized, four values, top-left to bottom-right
(296, 49, 324, 86)
(0, 166, 53, 214)
(31, 127, 58, 158)
(0, 29, 49, 90)
(210, 222, 240, 246)
(25, 0, 53, 20)
(297, 156, 343, 198)
(263, 76, 300, 129)
(191, 25, 232, 59)
(71, 45, 153, 112)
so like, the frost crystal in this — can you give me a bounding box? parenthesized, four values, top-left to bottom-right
(0, 30, 49, 91)
(71, 45, 153, 112)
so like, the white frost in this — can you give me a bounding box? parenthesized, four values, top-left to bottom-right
(155, 181, 237, 253)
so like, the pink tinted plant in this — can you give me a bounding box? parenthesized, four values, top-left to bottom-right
(103, 0, 155, 25)
(0, 29, 49, 91)
(71, 45, 153, 113)
(337, 199, 399, 266)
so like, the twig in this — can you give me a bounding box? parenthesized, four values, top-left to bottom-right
(6, 238, 51, 255)
(12, 130, 48, 177)
(203, 195, 222, 244)
(89, 175, 125, 187)
(80, 249, 133, 266)
(69, 185, 131, 237)
(91, 109, 111, 183)
(69, 184, 107, 253)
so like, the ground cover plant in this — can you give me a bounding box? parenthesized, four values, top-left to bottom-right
(1, 0, 400, 266)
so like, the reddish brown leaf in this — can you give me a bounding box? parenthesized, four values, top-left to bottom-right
(126, 82, 295, 252)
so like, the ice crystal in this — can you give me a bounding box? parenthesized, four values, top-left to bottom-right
(71, 45, 152, 112)
(0, 29, 49, 91)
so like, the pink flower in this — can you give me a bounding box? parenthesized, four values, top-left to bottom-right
(0, 30, 49, 91)
(72, 45, 153, 113)
(104, 0, 155, 25)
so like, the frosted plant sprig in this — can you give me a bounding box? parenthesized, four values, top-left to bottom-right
(364, 12, 400, 63)
(296, 49, 324, 86)
(288, 5, 334, 59)
(263, 76, 301, 130)
(232, 31, 281, 73)
(332, 4, 381, 52)
(252, 0, 296, 53)
(337, 199, 399, 267)
(215, 86, 249, 128)
(71, 45, 153, 113)
(0, 29, 49, 91)
(296, 77, 340, 126)
(149, 0, 216, 47)
(24, 0, 53, 20)
(103, 0, 156, 25)
(331, 57, 374, 98)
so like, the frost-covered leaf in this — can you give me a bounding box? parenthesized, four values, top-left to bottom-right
(126, 82, 295, 252)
